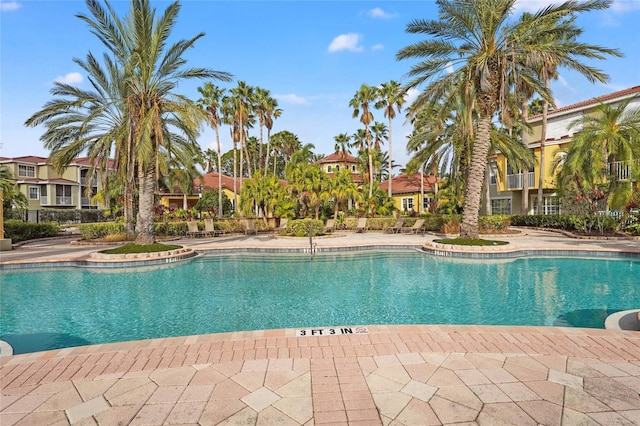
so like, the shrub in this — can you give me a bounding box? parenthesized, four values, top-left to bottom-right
(4, 220, 61, 243)
(479, 215, 511, 233)
(288, 219, 324, 236)
(78, 222, 126, 239)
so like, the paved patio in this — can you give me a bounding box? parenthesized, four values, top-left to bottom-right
(1, 229, 640, 425)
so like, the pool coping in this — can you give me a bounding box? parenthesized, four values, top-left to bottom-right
(2, 241, 640, 270)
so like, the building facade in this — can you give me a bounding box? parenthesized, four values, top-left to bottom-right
(490, 86, 640, 215)
(0, 155, 113, 212)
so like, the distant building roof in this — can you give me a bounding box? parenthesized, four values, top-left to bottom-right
(194, 171, 241, 193)
(314, 152, 357, 165)
(528, 85, 640, 122)
(0, 155, 115, 169)
(380, 173, 441, 195)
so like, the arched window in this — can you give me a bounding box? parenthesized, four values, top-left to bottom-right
(327, 166, 332, 172)
(336, 165, 340, 171)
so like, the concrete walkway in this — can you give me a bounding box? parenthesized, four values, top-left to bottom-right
(1, 229, 640, 425)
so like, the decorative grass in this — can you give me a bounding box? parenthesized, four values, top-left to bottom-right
(99, 243, 182, 254)
(434, 238, 508, 246)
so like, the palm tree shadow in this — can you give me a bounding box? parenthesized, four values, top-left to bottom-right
(553, 308, 623, 329)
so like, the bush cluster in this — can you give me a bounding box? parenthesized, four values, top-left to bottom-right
(4, 219, 61, 243)
(287, 219, 324, 237)
(510, 214, 618, 233)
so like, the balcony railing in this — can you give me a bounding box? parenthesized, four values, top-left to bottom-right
(55, 196, 73, 205)
(40, 196, 48, 205)
(610, 160, 639, 181)
(80, 177, 98, 186)
(506, 172, 535, 190)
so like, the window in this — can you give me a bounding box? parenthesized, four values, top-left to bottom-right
(55, 185, 72, 205)
(327, 165, 332, 172)
(335, 165, 340, 171)
(29, 186, 39, 200)
(423, 196, 434, 212)
(489, 168, 497, 185)
(533, 196, 561, 215)
(18, 164, 36, 178)
(351, 165, 356, 172)
(401, 197, 414, 212)
(491, 198, 511, 215)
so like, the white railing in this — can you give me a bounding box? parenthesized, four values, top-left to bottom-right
(80, 177, 98, 186)
(81, 197, 93, 206)
(40, 196, 48, 205)
(610, 160, 639, 181)
(55, 196, 73, 205)
(506, 172, 535, 190)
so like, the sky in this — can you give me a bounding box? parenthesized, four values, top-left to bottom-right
(1, 0, 639, 171)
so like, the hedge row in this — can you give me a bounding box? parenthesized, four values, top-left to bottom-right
(510, 214, 618, 232)
(4, 219, 61, 243)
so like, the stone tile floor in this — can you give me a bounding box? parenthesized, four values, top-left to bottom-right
(2, 229, 640, 425)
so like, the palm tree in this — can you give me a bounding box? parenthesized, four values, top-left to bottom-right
(28, 0, 231, 244)
(241, 172, 283, 224)
(229, 81, 255, 184)
(333, 133, 352, 170)
(198, 83, 227, 217)
(264, 96, 282, 175)
(375, 80, 406, 197)
(327, 169, 360, 220)
(397, 0, 620, 238)
(560, 99, 640, 211)
(25, 47, 138, 235)
(349, 84, 378, 202)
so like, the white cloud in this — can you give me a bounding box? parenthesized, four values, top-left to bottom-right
(328, 33, 364, 53)
(0, 1, 20, 11)
(274, 93, 310, 105)
(610, 0, 640, 12)
(513, 0, 558, 12)
(54, 72, 83, 85)
(372, 44, 384, 51)
(405, 88, 419, 105)
(368, 7, 396, 19)
(446, 62, 454, 74)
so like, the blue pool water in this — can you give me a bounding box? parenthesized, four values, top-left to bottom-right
(1, 251, 639, 354)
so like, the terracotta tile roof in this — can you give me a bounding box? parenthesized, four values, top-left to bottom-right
(529, 85, 640, 121)
(194, 171, 241, 193)
(379, 173, 441, 194)
(16, 177, 78, 185)
(0, 155, 115, 169)
(0, 155, 49, 164)
(314, 152, 358, 164)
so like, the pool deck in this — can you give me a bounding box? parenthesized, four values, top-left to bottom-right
(1, 229, 640, 425)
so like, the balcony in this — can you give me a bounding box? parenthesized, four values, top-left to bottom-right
(80, 177, 98, 186)
(40, 196, 48, 205)
(81, 197, 95, 206)
(506, 172, 535, 190)
(55, 196, 73, 205)
(611, 160, 639, 181)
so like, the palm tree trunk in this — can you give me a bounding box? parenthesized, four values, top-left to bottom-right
(388, 118, 393, 198)
(537, 77, 551, 214)
(233, 141, 238, 214)
(215, 125, 222, 218)
(135, 163, 156, 245)
(366, 127, 374, 205)
(461, 116, 492, 238)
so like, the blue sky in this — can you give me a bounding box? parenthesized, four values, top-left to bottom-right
(1, 0, 639, 170)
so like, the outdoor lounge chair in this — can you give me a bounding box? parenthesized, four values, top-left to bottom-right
(355, 217, 368, 233)
(385, 218, 404, 234)
(403, 219, 426, 234)
(204, 218, 223, 237)
(245, 219, 258, 235)
(186, 221, 205, 238)
(324, 218, 335, 233)
(276, 218, 288, 233)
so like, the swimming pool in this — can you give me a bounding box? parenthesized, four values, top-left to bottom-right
(2, 251, 639, 354)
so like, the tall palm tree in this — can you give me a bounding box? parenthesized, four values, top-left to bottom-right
(349, 84, 377, 201)
(333, 133, 352, 170)
(197, 82, 227, 217)
(29, 0, 231, 244)
(264, 96, 282, 175)
(25, 48, 138, 235)
(397, 0, 619, 238)
(375, 80, 406, 197)
(229, 81, 255, 185)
